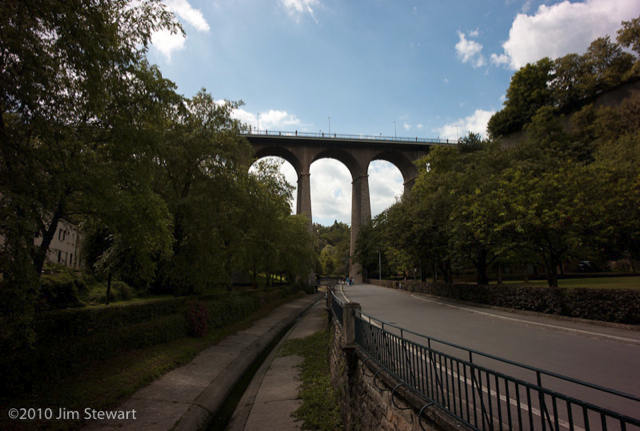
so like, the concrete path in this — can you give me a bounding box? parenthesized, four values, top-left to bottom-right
(226, 301, 328, 431)
(83, 293, 323, 431)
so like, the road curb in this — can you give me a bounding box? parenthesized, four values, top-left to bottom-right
(171, 293, 323, 431)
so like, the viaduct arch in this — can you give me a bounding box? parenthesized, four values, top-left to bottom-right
(244, 131, 449, 282)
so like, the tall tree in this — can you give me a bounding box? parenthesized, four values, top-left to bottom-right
(154, 90, 252, 293)
(0, 0, 181, 346)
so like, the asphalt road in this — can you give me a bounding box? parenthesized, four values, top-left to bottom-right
(338, 283, 640, 423)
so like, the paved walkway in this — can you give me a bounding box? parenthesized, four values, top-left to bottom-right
(83, 293, 323, 431)
(226, 301, 327, 431)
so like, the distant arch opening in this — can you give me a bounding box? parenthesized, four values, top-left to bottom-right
(368, 160, 404, 218)
(309, 158, 352, 227)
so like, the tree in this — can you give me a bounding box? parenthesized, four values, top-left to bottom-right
(244, 158, 296, 286)
(448, 139, 511, 284)
(154, 90, 252, 293)
(575, 95, 640, 270)
(314, 221, 350, 276)
(617, 16, 640, 56)
(492, 163, 591, 287)
(550, 53, 588, 108)
(580, 36, 635, 94)
(489, 20, 640, 138)
(0, 0, 181, 347)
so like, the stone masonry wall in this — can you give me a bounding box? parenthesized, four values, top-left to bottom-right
(327, 309, 466, 431)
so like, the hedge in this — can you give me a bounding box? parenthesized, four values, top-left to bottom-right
(369, 279, 640, 324)
(2, 285, 303, 390)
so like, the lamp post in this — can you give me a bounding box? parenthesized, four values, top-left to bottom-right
(378, 250, 382, 280)
(328, 117, 331, 135)
(393, 121, 396, 139)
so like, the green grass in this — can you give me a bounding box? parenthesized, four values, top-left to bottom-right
(488, 276, 640, 290)
(278, 327, 343, 431)
(1, 291, 306, 431)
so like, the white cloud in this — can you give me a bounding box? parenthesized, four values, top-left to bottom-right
(434, 109, 496, 140)
(403, 123, 411, 131)
(151, 0, 209, 62)
(165, 0, 210, 32)
(232, 107, 310, 132)
(455, 31, 486, 68)
(151, 29, 186, 62)
(492, 0, 640, 70)
(280, 0, 321, 23)
(469, 29, 479, 38)
(416, 124, 424, 129)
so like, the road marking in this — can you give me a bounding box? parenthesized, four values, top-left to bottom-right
(411, 294, 640, 346)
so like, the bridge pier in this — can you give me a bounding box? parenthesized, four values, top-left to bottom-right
(350, 174, 371, 283)
(296, 171, 312, 229)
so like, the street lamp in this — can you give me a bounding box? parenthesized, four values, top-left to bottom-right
(328, 117, 331, 135)
(393, 121, 396, 139)
(378, 250, 382, 280)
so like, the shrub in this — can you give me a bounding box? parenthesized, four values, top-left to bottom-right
(112, 281, 137, 301)
(186, 302, 209, 337)
(39, 273, 87, 308)
(398, 280, 640, 324)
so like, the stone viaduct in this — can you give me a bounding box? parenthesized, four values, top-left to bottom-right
(243, 131, 454, 281)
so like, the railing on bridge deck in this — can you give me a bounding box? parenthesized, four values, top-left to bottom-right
(242, 130, 459, 145)
(329, 292, 640, 431)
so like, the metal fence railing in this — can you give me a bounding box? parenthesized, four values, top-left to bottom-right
(330, 305, 640, 431)
(242, 130, 459, 146)
(331, 291, 344, 327)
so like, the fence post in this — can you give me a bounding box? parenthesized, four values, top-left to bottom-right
(343, 302, 361, 347)
(326, 287, 334, 310)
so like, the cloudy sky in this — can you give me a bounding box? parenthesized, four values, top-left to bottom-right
(148, 0, 640, 226)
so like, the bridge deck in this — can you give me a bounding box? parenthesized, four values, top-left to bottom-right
(241, 130, 459, 146)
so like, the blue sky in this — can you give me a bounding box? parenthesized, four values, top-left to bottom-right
(148, 0, 640, 226)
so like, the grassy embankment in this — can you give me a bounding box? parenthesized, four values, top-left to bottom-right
(278, 326, 343, 431)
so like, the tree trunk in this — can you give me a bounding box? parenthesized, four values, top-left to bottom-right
(475, 250, 489, 285)
(476, 265, 489, 285)
(546, 261, 559, 287)
(34, 203, 65, 275)
(106, 272, 112, 305)
(432, 261, 438, 282)
(496, 263, 503, 285)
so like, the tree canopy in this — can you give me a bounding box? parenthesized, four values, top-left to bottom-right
(488, 18, 640, 138)
(1, 0, 317, 350)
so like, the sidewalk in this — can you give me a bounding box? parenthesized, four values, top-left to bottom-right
(84, 293, 323, 431)
(226, 301, 328, 431)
